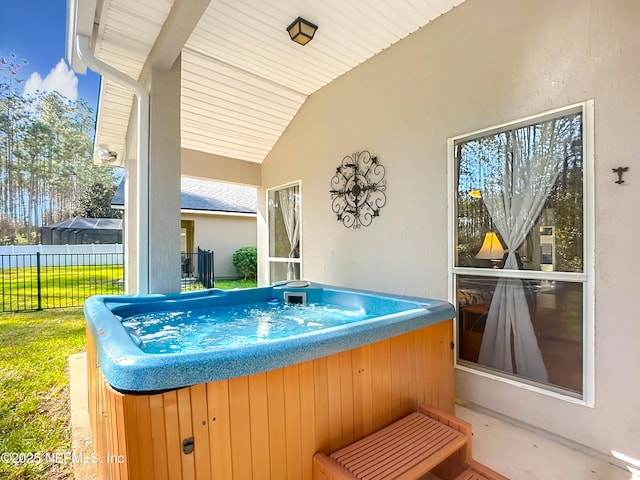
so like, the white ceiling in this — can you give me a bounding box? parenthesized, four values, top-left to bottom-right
(90, 0, 464, 166)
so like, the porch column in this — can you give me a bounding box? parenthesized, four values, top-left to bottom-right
(147, 55, 182, 293)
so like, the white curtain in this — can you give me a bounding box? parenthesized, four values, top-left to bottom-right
(478, 120, 564, 382)
(278, 187, 300, 280)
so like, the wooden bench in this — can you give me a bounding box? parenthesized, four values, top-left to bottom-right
(313, 404, 508, 480)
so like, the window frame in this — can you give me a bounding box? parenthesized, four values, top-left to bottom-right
(448, 101, 595, 406)
(266, 180, 302, 284)
(180, 220, 194, 254)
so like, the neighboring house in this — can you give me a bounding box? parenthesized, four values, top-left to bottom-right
(111, 176, 256, 279)
(40, 217, 123, 245)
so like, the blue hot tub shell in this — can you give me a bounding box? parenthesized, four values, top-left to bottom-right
(83, 282, 455, 393)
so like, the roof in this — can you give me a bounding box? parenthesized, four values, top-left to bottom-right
(43, 217, 123, 231)
(111, 177, 257, 214)
(70, 0, 464, 167)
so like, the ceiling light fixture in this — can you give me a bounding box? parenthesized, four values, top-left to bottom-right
(286, 17, 318, 46)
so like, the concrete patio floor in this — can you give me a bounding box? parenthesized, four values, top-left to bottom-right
(68, 353, 633, 480)
(452, 404, 633, 480)
(68, 353, 98, 480)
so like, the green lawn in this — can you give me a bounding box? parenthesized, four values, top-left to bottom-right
(213, 278, 257, 289)
(0, 279, 256, 480)
(0, 309, 85, 480)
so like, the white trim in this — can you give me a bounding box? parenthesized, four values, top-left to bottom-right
(449, 100, 595, 405)
(455, 363, 592, 406)
(452, 267, 587, 283)
(582, 99, 596, 407)
(266, 180, 303, 284)
(447, 137, 457, 317)
(450, 102, 585, 143)
(267, 180, 302, 193)
(180, 209, 257, 218)
(112, 205, 257, 218)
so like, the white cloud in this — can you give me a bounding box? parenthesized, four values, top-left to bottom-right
(23, 59, 79, 101)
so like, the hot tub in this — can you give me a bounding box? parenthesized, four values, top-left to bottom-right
(85, 281, 454, 393)
(83, 282, 456, 480)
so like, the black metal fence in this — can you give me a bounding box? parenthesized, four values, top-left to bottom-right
(1, 252, 124, 312)
(180, 248, 215, 290)
(198, 247, 214, 288)
(1, 249, 215, 312)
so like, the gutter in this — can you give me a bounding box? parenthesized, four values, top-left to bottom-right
(74, 34, 150, 295)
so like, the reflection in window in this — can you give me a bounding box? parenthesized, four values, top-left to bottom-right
(457, 276, 583, 394)
(452, 104, 588, 398)
(267, 182, 301, 283)
(456, 112, 583, 273)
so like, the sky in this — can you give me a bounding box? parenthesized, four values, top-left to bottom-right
(0, 0, 101, 112)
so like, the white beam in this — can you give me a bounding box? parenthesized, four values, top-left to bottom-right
(181, 148, 262, 187)
(148, 0, 212, 71)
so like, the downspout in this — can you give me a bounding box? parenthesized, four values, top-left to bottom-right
(75, 35, 150, 294)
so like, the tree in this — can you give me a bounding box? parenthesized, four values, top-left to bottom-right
(232, 246, 257, 280)
(74, 182, 122, 219)
(0, 55, 122, 244)
(14, 118, 52, 238)
(0, 54, 29, 238)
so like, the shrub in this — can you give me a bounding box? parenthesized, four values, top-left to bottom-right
(232, 246, 257, 280)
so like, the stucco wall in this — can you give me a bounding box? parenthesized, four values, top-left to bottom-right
(183, 212, 256, 278)
(258, 0, 640, 466)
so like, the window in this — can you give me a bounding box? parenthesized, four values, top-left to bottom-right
(450, 102, 593, 401)
(267, 182, 301, 283)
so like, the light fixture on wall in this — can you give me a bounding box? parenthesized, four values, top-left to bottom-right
(96, 147, 118, 165)
(286, 17, 318, 46)
(475, 231, 504, 268)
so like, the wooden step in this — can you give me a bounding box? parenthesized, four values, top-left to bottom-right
(418, 404, 509, 480)
(313, 404, 510, 480)
(450, 460, 510, 480)
(454, 468, 492, 480)
(314, 412, 468, 480)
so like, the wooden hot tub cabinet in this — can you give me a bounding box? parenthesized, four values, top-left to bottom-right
(86, 319, 455, 480)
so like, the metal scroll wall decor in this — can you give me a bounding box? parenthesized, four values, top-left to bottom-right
(329, 150, 387, 228)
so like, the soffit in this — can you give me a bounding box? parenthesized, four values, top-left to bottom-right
(93, 0, 174, 164)
(92, 0, 464, 166)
